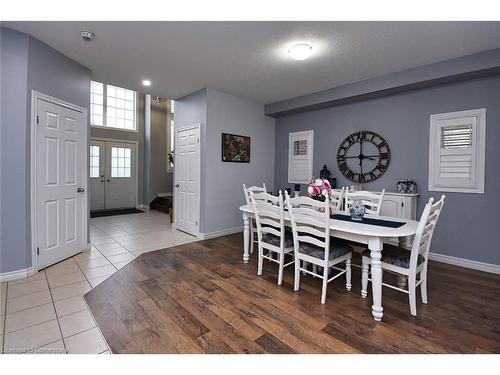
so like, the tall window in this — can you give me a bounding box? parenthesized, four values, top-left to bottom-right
(170, 100, 175, 152)
(89, 145, 100, 178)
(168, 100, 175, 170)
(90, 81, 137, 131)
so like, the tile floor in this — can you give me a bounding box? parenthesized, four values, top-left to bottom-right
(0, 210, 198, 354)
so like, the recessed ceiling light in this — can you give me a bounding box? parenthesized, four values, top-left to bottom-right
(142, 79, 151, 87)
(288, 43, 313, 61)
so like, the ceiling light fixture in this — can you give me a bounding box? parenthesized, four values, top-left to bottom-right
(142, 79, 151, 87)
(80, 30, 95, 42)
(288, 43, 313, 61)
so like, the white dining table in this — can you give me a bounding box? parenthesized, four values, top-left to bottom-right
(239, 204, 419, 321)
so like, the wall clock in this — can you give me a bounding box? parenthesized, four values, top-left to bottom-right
(336, 131, 391, 183)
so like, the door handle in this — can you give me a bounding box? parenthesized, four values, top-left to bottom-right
(77, 187, 85, 193)
(107, 179, 110, 182)
(174, 184, 180, 188)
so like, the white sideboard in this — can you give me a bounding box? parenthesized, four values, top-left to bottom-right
(379, 192, 418, 220)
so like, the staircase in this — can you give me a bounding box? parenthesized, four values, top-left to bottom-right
(149, 196, 172, 214)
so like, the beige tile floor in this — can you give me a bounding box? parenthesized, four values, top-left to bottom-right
(0, 210, 197, 354)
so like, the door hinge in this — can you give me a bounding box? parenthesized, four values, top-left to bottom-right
(37, 246, 39, 255)
(196, 221, 198, 226)
(197, 138, 200, 143)
(401, 202, 404, 207)
(36, 115, 39, 124)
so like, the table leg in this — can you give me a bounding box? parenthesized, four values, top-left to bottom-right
(368, 236, 384, 321)
(243, 214, 250, 263)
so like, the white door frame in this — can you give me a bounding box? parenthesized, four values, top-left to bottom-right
(174, 123, 202, 238)
(30, 91, 89, 273)
(90, 137, 140, 209)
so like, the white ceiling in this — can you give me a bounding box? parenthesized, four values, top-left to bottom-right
(3, 21, 500, 103)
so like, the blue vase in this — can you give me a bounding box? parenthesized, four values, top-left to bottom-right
(349, 201, 366, 221)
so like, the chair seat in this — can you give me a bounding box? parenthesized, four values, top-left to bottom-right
(298, 241, 352, 260)
(362, 244, 425, 269)
(262, 231, 294, 248)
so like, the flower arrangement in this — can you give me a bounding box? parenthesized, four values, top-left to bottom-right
(307, 178, 332, 202)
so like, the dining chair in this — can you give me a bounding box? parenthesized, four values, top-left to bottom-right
(250, 190, 294, 286)
(361, 195, 446, 316)
(345, 189, 385, 216)
(243, 183, 267, 254)
(330, 187, 346, 212)
(285, 192, 353, 304)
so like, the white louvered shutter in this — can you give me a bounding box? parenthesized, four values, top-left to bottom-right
(429, 109, 485, 193)
(288, 130, 314, 183)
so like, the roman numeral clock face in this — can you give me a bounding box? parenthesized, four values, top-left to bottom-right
(336, 131, 391, 183)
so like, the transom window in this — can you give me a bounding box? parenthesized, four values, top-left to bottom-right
(89, 145, 100, 178)
(111, 147, 131, 178)
(90, 81, 137, 131)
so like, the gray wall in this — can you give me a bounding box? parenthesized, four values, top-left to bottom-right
(1, 28, 91, 273)
(204, 88, 275, 234)
(1, 28, 30, 273)
(274, 74, 500, 265)
(174, 88, 275, 235)
(148, 98, 173, 202)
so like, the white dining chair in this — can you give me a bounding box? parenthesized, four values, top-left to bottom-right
(285, 192, 353, 304)
(345, 189, 385, 216)
(330, 187, 346, 212)
(250, 190, 294, 286)
(243, 183, 267, 254)
(361, 195, 446, 316)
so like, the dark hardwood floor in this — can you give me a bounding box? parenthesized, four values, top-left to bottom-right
(84, 234, 500, 354)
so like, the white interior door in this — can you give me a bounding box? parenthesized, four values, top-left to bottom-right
(104, 142, 136, 209)
(89, 140, 105, 211)
(175, 125, 200, 235)
(36, 97, 86, 269)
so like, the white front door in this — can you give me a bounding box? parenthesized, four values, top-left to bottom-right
(89, 140, 105, 211)
(89, 140, 136, 211)
(36, 97, 86, 269)
(104, 142, 136, 209)
(175, 125, 200, 235)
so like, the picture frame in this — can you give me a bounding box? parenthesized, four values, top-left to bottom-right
(221, 133, 251, 163)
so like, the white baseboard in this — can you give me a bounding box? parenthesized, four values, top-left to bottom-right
(199, 226, 243, 240)
(136, 204, 150, 211)
(157, 192, 172, 197)
(429, 252, 500, 275)
(0, 267, 36, 283)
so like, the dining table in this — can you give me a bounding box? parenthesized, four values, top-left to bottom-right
(239, 204, 419, 321)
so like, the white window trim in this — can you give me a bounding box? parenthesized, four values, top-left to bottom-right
(428, 108, 486, 194)
(90, 82, 139, 133)
(288, 130, 314, 184)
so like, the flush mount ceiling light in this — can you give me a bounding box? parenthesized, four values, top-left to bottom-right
(142, 79, 152, 86)
(288, 43, 313, 61)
